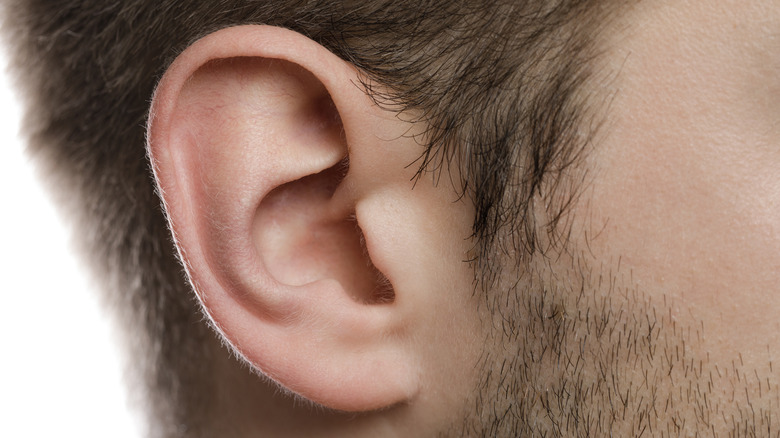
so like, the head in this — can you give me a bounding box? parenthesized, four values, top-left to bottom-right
(4, 0, 780, 436)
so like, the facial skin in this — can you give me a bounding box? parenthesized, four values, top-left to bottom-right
(592, 0, 780, 364)
(458, 0, 780, 435)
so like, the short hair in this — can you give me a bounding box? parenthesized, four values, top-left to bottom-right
(1, 0, 620, 434)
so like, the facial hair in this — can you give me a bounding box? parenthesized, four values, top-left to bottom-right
(451, 249, 780, 437)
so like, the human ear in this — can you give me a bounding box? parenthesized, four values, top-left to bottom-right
(146, 25, 427, 412)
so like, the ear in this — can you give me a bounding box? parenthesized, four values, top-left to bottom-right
(147, 25, 424, 412)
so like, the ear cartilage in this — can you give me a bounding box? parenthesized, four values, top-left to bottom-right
(257, 159, 394, 305)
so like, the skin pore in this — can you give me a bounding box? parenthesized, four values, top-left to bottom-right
(458, 0, 780, 435)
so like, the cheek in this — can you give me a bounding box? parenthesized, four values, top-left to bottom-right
(582, 0, 780, 360)
(586, 132, 780, 304)
(582, 108, 780, 369)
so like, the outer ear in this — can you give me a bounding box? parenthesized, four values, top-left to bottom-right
(147, 25, 420, 412)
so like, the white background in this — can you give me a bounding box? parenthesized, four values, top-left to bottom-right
(0, 46, 141, 436)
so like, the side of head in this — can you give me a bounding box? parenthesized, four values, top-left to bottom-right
(0, 0, 641, 436)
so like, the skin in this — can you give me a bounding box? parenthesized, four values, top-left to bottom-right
(591, 0, 780, 366)
(185, 1, 780, 436)
(69, 0, 778, 435)
(473, 0, 780, 435)
(449, 0, 780, 436)
(12, 0, 780, 435)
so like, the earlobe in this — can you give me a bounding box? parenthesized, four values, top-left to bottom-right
(146, 25, 419, 411)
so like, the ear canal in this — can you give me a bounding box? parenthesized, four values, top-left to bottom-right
(255, 155, 395, 304)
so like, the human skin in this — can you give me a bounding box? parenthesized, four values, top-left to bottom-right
(447, 0, 780, 435)
(590, 0, 780, 365)
(98, 0, 780, 435)
(7, 0, 780, 435)
(484, 0, 780, 434)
